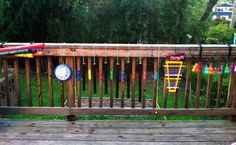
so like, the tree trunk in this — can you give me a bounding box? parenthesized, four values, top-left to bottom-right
(200, 0, 218, 22)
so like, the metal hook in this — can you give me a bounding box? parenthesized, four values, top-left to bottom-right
(93, 44, 96, 65)
(104, 43, 108, 64)
(227, 43, 232, 62)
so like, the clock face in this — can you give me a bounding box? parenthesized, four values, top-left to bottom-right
(54, 64, 72, 81)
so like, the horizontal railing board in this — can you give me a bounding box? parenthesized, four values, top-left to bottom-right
(0, 107, 236, 116)
(2, 43, 236, 57)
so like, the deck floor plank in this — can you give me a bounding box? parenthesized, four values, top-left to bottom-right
(0, 120, 235, 145)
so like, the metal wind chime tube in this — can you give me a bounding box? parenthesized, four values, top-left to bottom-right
(138, 44, 143, 102)
(82, 45, 86, 91)
(116, 44, 120, 99)
(104, 44, 108, 95)
(126, 44, 131, 99)
(92, 45, 97, 94)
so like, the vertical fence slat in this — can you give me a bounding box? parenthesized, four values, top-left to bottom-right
(36, 57, 42, 107)
(195, 62, 202, 108)
(59, 57, 65, 107)
(153, 58, 158, 108)
(66, 56, 75, 107)
(205, 74, 213, 108)
(163, 58, 168, 108)
(99, 57, 103, 107)
(14, 58, 21, 106)
(110, 57, 114, 108)
(82, 62, 86, 91)
(184, 58, 192, 108)
(25, 59, 32, 106)
(47, 56, 54, 107)
(77, 57, 81, 107)
(88, 57, 92, 108)
(3, 59, 10, 106)
(227, 60, 236, 108)
(131, 57, 136, 108)
(121, 57, 125, 108)
(142, 57, 147, 108)
(174, 90, 179, 108)
(216, 61, 225, 107)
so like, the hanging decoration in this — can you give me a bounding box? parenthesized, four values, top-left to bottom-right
(164, 55, 185, 93)
(54, 64, 72, 81)
(208, 63, 215, 75)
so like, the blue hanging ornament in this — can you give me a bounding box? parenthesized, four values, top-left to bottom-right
(204, 65, 209, 74)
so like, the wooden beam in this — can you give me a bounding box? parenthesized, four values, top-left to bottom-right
(13, 58, 21, 106)
(2, 43, 236, 58)
(3, 59, 10, 106)
(0, 107, 236, 116)
(88, 57, 92, 108)
(66, 57, 75, 107)
(25, 59, 32, 106)
(184, 58, 192, 108)
(47, 56, 53, 107)
(36, 57, 42, 107)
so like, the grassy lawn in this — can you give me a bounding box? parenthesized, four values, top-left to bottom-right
(1, 59, 229, 120)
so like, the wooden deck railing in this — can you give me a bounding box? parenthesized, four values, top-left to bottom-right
(0, 43, 236, 121)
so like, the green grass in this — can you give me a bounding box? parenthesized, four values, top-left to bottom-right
(1, 65, 229, 120)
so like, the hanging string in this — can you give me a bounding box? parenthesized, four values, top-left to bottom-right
(104, 44, 108, 94)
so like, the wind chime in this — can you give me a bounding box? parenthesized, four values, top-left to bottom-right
(92, 44, 97, 94)
(138, 44, 143, 102)
(192, 44, 235, 75)
(104, 44, 108, 95)
(164, 55, 185, 93)
(82, 44, 87, 91)
(126, 44, 131, 99)
(116, 44, 120, 99)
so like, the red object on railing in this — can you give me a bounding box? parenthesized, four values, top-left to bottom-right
(0, 43, 45, 52)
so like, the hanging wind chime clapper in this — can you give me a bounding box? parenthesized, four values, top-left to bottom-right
(164, 55, 185, 93)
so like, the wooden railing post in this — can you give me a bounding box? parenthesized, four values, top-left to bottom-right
(47, 56, 53, 107)
(59, 57, 65, 107)
(25, 58, 32, 106)
(3, 59, 10, 106)
(195, 62, 202, 108)
(184, 58, 192, 108)
(230, 59, 236, 121)
(65, 56, 75, 121)
(131, 57, 136, 108)
(110, 57, 114, 108)
(36, 57, 42, 107)
(13, 58, 21, 106)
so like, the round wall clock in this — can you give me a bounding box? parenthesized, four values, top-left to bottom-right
(54, 64, 72, 81)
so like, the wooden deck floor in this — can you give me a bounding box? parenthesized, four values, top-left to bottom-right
(0, 119, 235, 145)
